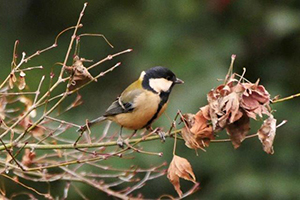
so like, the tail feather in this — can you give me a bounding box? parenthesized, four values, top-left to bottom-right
(77, 116, 107, 132)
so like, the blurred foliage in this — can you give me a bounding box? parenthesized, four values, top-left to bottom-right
(1, 0, 300, 199)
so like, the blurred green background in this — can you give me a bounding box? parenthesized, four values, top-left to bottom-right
(1, 0, 300, 199)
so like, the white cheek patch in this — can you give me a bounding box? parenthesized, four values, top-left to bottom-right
(149, 78, 173, 93)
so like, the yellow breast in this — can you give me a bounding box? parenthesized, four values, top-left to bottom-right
(109, 91, 164, 130)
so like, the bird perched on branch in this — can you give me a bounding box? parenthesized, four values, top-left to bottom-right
(78, 66, 184, 146)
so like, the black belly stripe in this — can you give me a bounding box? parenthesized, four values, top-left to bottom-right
(144, 91, 170, 128)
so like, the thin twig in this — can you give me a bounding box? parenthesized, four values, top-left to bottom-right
(87, 49, 132, 70)
(272, 93, 300, 103)
(45, 116, 81, 128)
(59, 2, 88, 79)
(78, 33, 114, 48)
(0, 52, 26, 89)
(55, 25, 82, 45)
(16, 65, 43, 72)
(0, 92, 36, 96)
(224, 54, 236, 84)
(124, 140, 162, 156)
(1, 174, 51, 198)
(0, 138, 25, 171)
(125, 171, 151, 195)
(11, 40, 19, 69)
(71, 184, 89, 200)
(60, 166, 136, 200)
(33, 76, 45, 105)
(211, 133, 258, 143)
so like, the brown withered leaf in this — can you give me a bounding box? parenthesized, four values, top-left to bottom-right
(226, 112, 250, 149)
(167, 155, 196, 197)
(19, 96, 36, 118)
(208, 88, 243, 131)
(0, 96, 7, 120)
(191, 109, 214, 147)
(181, 127, 200, 150)
(19, 115, 46, 137)
(66, 56, 97, 91)
(241, 81, 271, 119)
(9, 73, 17, 89)
(64, 93, 83, 113)
(181, 108, 214, 150)
(181, 114, 202, 150)
(207, 91, 226, 132)
(257, 115, 277, 154)
(220, 92, 243, 123)
(22, 149, 36, 167)
(252, 89, 269, 104)
(18, 71, 26, 90)
(201, 104, 211, 120)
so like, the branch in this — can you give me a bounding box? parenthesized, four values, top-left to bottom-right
(0, 130, 178, 151)
(272, 93, 300, 103)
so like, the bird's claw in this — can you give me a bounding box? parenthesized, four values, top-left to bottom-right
(77, 126, 86, 132)
(117, 136, 124, 148)
(158, 131, 166, 142)
(154, 128, 165, 142)
(148, 127, 166, 142)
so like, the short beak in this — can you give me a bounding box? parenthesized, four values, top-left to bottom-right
(174, 78, 184, 84)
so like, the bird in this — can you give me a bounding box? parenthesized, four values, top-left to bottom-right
(78, 66, 184, 146)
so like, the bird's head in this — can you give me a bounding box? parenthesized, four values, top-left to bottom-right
(140, 66, 184, 93)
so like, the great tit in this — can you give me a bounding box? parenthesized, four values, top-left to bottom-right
(78, 66, 183, 146)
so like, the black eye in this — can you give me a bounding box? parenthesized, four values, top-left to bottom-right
(166, 76, 171, 80)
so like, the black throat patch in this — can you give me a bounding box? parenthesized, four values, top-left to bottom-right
(144, 91, 170, 128)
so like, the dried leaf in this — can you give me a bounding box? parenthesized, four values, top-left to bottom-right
(192, 107, 212, 134)
(201, 105, 211, 120)
(208, 87, 243, 131)
(253, 85, 270, 104)
(220, 92, 242, 123)
(9, 73, 17, 89)
(181, 113, 202, 150)
(21, 149, 36, 167)
(241, 82, 271, 119)
(0, 96, 7, 120)
(258, 115, 277, 154)
(181, 127, 200, 150)
(56, 149, 62, 158)
(67, 56, 97, 91)
(181, 109, 214, 150)
(64, 93, 83, 113)
(6, 152, 12, 162)
(207, 91, 226, 132)
(19, 96, 36, 118)
(19, 115, 46, 136)
(31, 125, 46, 137)
(192, 110, 214, 146)
(18, 71, 26, 90)
(226, 113, 250, 149)
(241, 95, 259, 111)
(167, 155, 196, 197)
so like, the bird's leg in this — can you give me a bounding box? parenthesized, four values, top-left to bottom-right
(147, 126, 165, 142)
(128, 130, 137, 139)
(74, 119, 92, 147)
(74, 129, 84, 147)
(73, 129, 92, 154)
(117, 126, 124, 148)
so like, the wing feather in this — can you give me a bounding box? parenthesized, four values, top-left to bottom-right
(104, 80, 143, 117)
